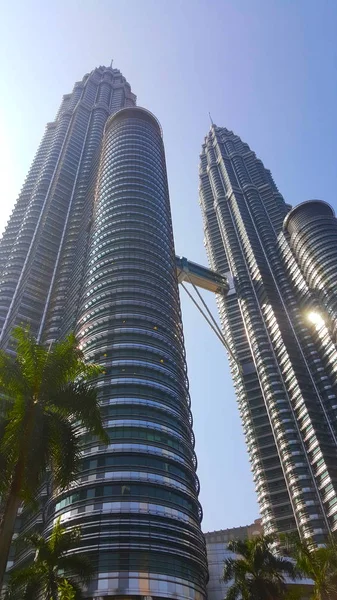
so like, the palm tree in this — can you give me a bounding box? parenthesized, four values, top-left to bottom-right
(57, 580, 76, 600)
(223, 534, 298, 600)
(4, 518, 93, 599)
(285, 534, 337, 600)
(0, 327, 108, 592)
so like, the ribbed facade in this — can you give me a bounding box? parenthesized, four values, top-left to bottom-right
(284, 200, 337, 340)
(3, 65, 137, 573)
(0, 65, 136, 351)
(199, 125, 337, 544)
(46, 107, 207, 599)
(3, 70, 207, 600)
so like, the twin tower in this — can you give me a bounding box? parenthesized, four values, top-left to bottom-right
(3, 65, 337, 599)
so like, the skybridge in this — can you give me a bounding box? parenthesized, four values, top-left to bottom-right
(176, 256, 240, 372)
(176, 256, 228, 294)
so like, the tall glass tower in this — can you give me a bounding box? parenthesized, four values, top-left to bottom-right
(49, 106, 207, 600)
(2, 71, 207, 600)
(199, 124, 337, 544)
(0, 65, 136, 351)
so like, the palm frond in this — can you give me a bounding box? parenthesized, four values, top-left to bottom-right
(267, 554, 299, 580)
(224, 534, 300, 600)
(0, 395, 28, 461)
(225, 582, 244, 600)
(57, 554, 94, 585)
(0, 350, 28, 399)
(24, 532, 53, 563)
(5, 518, 93, 600)
(0, 326, 105, 593)
(5, 563, 45, 600)
(41, 333, 102, 394)
(48, 519, 82, 558)
(59, 577, 85, 600)
(49, 381, 108, 443)
(0, 395, 15, 420)
(11, 327, 46, 389)
(224, 557, 251, 582)
(49, 414, 82, 488)
(223, 557, 235, 582)
(227, 538, 249, 556)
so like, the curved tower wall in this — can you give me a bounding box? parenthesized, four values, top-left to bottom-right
(284, 200, 337, 338)
(50, 108, 207, 600)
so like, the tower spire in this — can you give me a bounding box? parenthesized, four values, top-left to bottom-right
(209, 112, 214, 126)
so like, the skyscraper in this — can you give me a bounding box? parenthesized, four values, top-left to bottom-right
(2, 70, 207, 600)
(0, 65, 136, 350)
(199, 124, 337, 543)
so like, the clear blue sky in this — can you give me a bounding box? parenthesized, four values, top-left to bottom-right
(1, 0, 337, 532)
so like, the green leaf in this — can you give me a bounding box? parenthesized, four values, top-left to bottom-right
(0, 326, 106, 589)
(224, 534, 300, 600)
(6, 519, 92, 599)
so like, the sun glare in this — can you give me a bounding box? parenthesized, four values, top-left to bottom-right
(308, 311, 325, 328)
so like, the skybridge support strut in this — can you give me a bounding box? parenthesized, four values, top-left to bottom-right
(176, 255, 241, 374)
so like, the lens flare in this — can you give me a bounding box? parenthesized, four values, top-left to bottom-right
(308, 311, 325, 327)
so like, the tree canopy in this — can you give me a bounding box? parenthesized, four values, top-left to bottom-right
(0, 327, 107, 592)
